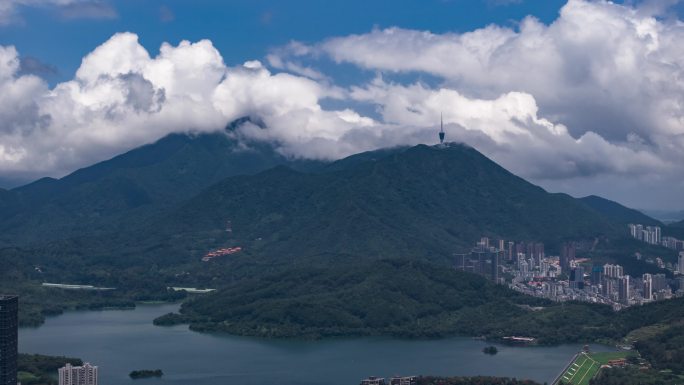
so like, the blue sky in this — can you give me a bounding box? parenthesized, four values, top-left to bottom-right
(1, 0, 684, 210)
(2, 0, 571, 83)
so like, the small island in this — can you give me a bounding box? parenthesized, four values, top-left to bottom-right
(129, 369, 163, 379)
(482, 346, 498, 355)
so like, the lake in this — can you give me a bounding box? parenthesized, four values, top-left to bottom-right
(19, 303, 614, 385)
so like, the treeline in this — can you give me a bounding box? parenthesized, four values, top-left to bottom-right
(416, 376, 540, 385)
(590, 367, 684, 385)
(129, 369, 163, 379)
(634, 322, 684, 374)
(0, 251, 187, 327)
(18, 353, 82, 385)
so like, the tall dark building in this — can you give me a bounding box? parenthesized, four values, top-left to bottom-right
(491, 251, 499, 282)
(590, 265, 603, 286)
(0, 295, 18, 385)
(560, 243, 575, 273)
(569, 266, 585, 290)
(515, 242, 526, 258)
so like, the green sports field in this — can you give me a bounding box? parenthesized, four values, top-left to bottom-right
(557, 351, 634, 385)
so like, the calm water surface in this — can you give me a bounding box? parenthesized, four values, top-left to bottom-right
(19, 303, 614, 385)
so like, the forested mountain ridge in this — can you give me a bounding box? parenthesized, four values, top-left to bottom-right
(0, 138, 660, 339)
(0, 125, 323, 246)
(148, 143, 618, 266)
(579, 195, 662, 226)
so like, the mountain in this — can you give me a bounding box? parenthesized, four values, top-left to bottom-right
(665, 219, 684, 239)
(163, 259, 548, 338)
(0, 188, 20, 216)
(0, 126, 324, 246)
(0, 140, 659, 338)
(579, 195, 662, 226)
(640, 209, 684, 223)
(144, 143, 617, 267)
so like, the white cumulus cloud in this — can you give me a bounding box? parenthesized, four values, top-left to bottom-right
(2, 0, 684, 208)
(263, 0, 684, 207)
(0, 33, 382, 180)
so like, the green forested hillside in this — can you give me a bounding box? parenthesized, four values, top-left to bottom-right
(665, 220, 684, 239)
(634, 322, 684, 374)
(165, 259, 546, 338)
(579, 195, 661, 226)
(158, 257, 684, 344)
(0, 141, 629, 331)
(18, 354, 83, 385)
(149, 144, 617, 266)
(0, 126, 322, 246)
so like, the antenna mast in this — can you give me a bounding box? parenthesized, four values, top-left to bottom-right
(439, 113, 445, 145)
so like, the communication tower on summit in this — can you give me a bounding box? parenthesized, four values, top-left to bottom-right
(439, 113, 445, 145)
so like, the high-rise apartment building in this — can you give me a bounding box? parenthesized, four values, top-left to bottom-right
(570, 266, 585, 290)
(534, 243, 545, 261)
(0, 295, 18, 385)
(619, 275, 631, 305)
(603, 264, 624, 279)
(643, 274, 653, 301)
(58, 363, 98, 385)
(679, 252, 684, 274)
(651, 274, 668, 292)
(628, 224, 662, 245)
(590, 265, 603, 286)
(560, 243, 575, 273)
(602, 276, 615, 297)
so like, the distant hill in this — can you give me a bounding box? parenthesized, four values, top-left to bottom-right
(145, 143, 617, 266)
(640, 209, 684, 223)
(579, 195, 662, 226)
(0, 123, 323, 246)
(665, 220, 684, 239)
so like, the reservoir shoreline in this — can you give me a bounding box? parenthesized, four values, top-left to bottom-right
(19, 303, 615, 385)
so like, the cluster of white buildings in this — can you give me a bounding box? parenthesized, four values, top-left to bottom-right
(662, 236, 684, 251)
(628, 224, 662, 245)
(629, 223, 684, 252)
(58, 363, 98, 385)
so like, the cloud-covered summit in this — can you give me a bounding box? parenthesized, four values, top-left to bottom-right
(0, 32, 377, 180)
(1, 0, 683, 208)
